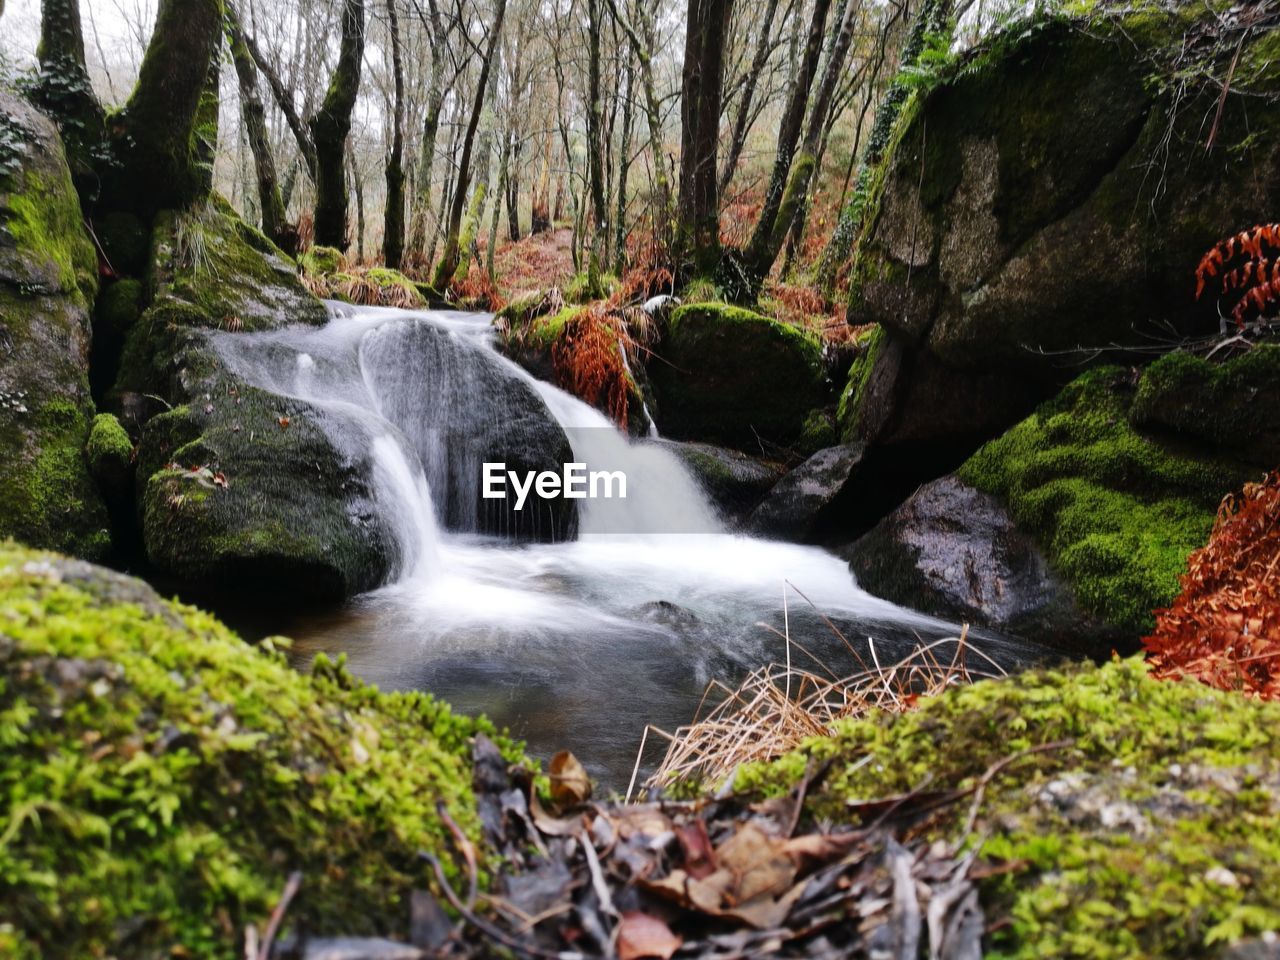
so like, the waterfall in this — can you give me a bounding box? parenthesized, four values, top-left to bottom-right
(212, 304, 721, 580)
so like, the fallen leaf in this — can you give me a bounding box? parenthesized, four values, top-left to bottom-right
(278, 416, 290, 428)
(617, 912, 681, 960)
(548, 750, 591, 810)
(676, 820, 716, 879)
(717, 823, 796, 903)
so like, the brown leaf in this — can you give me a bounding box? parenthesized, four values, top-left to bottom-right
(675, 820, 716, 879)
(548, 750, 592, 811)
(717, 823, 796, 903)
(617, 912, 681, 960)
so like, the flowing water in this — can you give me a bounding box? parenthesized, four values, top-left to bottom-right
(215, 305, 1058, 789)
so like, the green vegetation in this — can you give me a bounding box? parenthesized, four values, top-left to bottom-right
(650, 302, 828, 450)
(836, 324, 885, 440)
(958, 368, 1252, 632)
(85, 413, 131, 477)
(737, 657, 1280, 959)
(96, 278, 144, 334)
(0, 542, 514, 959)
(5, 168, 97, 302)
(298, 244, 345, 276)
(1131, 347, 1280, 464)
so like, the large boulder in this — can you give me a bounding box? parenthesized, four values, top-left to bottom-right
(843, 9, 1280, 452)
(0, 92, 109, 559)
(857, 366, 1255, 646)
(845, 475, 1121, 654)
(0, 542, 510, 959)
(650, 303, 830, 451)
(114, 200, 393, 601)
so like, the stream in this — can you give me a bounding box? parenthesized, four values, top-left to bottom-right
(216, 305, 1060, 789)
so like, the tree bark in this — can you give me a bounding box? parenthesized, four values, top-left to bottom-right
(33, 0, 105, 181)
(743, 0, 834, 275)
(716, 0, 781, 200)
(405, 0, 447, 262)
(584, 0, 609, 292)
(106, 0, 223, 212)
(382, 0, 407, 268)
(432, 0, 508, 287)
(227, 4, 293, 251)
(604, 0, 671, 222)
(677, 0, 735, 276)
(310, 0, 365, 249)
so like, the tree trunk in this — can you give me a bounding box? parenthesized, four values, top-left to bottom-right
(233, 2, 318, 179)
(743, 0, 834, 276)
(506, 139, 522, 241)
(716, 0, 780, 200)
(33, 0, 104, 182)
(584, 0, 609, 293)
(349, 146, 366, 262)
(405, 0, 446, 262)
(227, 5, 293, 252)
(432, 0, 508, 287)
(106, 0, 223, 212)
(382, 0, 407, 268)
(309, 0, 365, 249)
(605, 0, 671, 222)
(613, 52, 635, 275)
(677, 0, 735, 277)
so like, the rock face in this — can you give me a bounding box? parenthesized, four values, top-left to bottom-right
(654, 439, 783, 523)
(857, 366, 1256, 648)
(115, 200, 393, 601)
(0, 542, 503, 959)
(845, 476, 1121, 653)
(0, 92, 109, 559)
(843, 12, 1280, 451)
(650, 303, 830, 451)
(748, 443, 867, 542)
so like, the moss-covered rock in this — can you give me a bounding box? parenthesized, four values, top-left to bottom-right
(298, 243, 345, 276)
(0, 91, 109, 561)
(148, 196, 328, 332)
(957, 367, 1254, 635)
(112, 201, 391, 601)
(737, 657, 1280, 959)
(1131, 347, 1280, 468)
(653, 439, 783, 523)
(85, 412, 132, 492)
(650, 303, 829, 450)
(0, 542, 510, 959)
(844, 8, 1280, 450)
(95, 277, 144, 335)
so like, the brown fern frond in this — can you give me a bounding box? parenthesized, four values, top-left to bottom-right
(1196, 223, 1280, 299)
(551, 305, 633, 428)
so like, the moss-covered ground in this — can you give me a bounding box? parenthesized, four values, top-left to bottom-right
(0, 542, 516, 960)
(738, 656, 1280, 958)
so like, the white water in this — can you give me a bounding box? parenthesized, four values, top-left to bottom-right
(215, 304, 1050, 784)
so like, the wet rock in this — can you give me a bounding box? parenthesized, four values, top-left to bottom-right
(747, 443, 867, 543)
(844, 475, 1122, 655)
(653, 439, 782, 523)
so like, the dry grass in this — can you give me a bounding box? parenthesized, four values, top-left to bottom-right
(449, 263, 507, 312)
(630, 594, 1004, 799)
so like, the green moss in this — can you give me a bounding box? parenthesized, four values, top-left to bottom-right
(5, 168, 97, 304)
(0, 542, 519, 959)
(1131, 347, 1280, 463)
(0, 396, 110, 563)
(735, 657, 1280, 958)
(680, 278, 719, 303)
(298, 245, 345, 276)
(85, 413, 131, 473)
(651, 304, 828, 449)
(150, 196, 326, 332)
(958, 368, 1253, 633)
(797, 407, 836, 454)
(95, 278, 144, 334)
(836, 324, 885, 439)
(564, 271, 618, 304)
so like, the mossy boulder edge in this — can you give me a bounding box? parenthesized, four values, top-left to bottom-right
(0, 541, 513, 960)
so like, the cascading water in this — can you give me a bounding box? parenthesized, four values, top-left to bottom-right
(216, 304, 1054, 785)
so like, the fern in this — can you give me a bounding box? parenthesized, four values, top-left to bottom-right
(1196, 224, 1280, 329)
